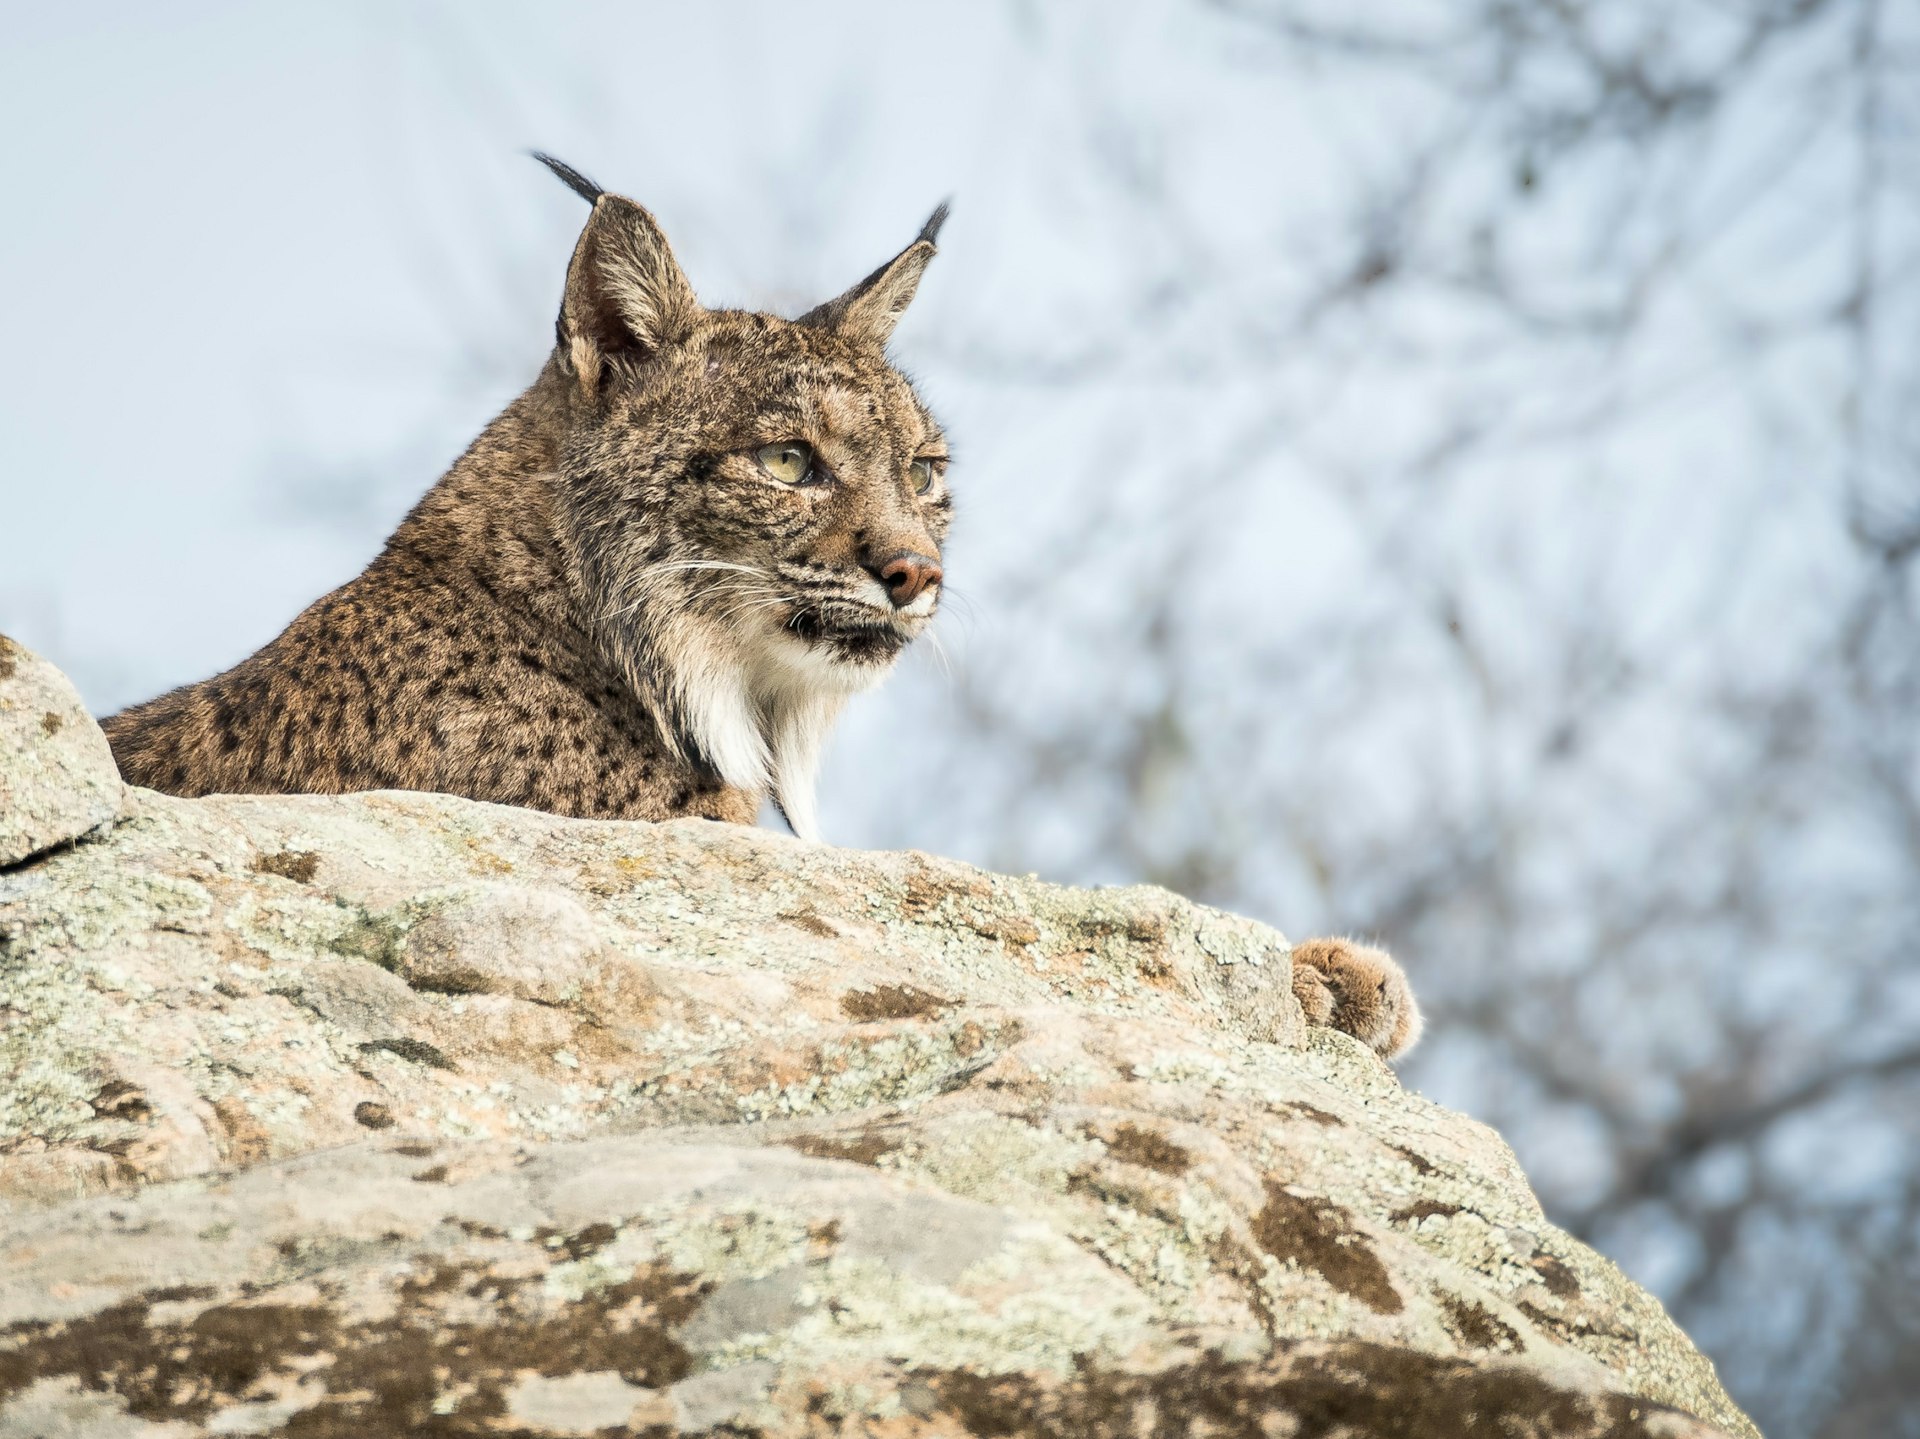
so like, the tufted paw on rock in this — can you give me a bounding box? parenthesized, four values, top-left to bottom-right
(1290, 937, 1424, 1059)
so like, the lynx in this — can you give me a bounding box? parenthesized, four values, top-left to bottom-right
(102, 156, 1422, 1056)
(106, 155, 951, 841)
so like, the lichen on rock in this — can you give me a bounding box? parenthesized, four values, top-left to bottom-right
(0, 635, 121, 868)
(0, 637, 1760, 1437)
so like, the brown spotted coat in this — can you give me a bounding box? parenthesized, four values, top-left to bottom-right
(106, 158, 952, 839)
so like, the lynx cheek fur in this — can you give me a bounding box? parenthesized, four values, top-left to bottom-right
(105, 156, 952, 840)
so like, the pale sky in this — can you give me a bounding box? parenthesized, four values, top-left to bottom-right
(0, 2, 1033, 710)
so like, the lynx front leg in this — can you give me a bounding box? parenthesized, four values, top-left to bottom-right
(1290, 938, 1423, 1059)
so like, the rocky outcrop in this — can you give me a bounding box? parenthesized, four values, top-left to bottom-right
(0, 639, 1758, 1438)
(0, 636, 120, 868)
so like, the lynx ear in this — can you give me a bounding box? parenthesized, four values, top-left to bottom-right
(537, 153, 698, 392)
(801, 201, 950, 347)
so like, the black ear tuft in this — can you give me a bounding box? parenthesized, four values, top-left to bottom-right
(917, 200, 952, 247)
(910, 200, 948, 247)
(532, 152, 604, 206)
(798, 201, 950, 344)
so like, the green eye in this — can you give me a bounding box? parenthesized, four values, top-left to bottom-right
(910, 458, 940, 495)
(757, 441, 815, 485)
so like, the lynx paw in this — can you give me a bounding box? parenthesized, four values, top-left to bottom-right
(1290, 937, 1423, 1060)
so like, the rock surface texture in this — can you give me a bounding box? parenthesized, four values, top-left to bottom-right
(0, 638, 1758, 1438)
(0, 636, 121, 869)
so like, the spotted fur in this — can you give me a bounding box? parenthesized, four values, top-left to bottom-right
(105, 158, 953, 839)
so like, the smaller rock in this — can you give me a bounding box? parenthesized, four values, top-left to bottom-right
(506, 1371, 664, 1432)
(0, 635, 122, 867)
(275, 955, 432, 1038)
(395, 883, 617, 1008)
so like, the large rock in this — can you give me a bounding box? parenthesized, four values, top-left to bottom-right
(0, 638, 1758, 1437)
(0, 634, 121, 867)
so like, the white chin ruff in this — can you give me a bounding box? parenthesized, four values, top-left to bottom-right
(674, 618, 904, 843)
(776, 626, 899, 694)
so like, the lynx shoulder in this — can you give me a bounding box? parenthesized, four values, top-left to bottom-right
(105, 155, 952, 840)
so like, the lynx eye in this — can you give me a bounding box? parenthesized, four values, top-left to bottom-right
(909, 458, 940, 495)
(757, 441, 817, 486)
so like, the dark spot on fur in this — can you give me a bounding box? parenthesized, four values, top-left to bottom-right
(840, 983, 955, 1023)
(250, 849, 320, 884)
(1251, 1181, 1402, 1314)
(39, 710, 63, 736)
(411, 1165, 450, 1184)
(352, 1101, 395, 1130)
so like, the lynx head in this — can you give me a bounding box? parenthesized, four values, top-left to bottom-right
(533, 155, 951, 839)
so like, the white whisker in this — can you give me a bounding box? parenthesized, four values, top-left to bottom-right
(591, 558, 781, 627)
(920, 627, 955, 684)
(646, 560, 773, 580)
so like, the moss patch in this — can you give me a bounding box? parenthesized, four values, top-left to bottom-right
(357, 1038, 454, 1071)
(1097, 1122, 1193, 1176)
(0, 1262, 707, 1433)
(917, 1341, 1702, 1438)
(1252, 1182, 1402, 1315)
(840, 984, 956, 1023)
(250, 849, 321, 884)
(782, 1128, 902, 1166)
(1531, 1254, 1582, 1297)
(1391, 1200, 1462, 1225)
(1439, 1294, 1522, 1353)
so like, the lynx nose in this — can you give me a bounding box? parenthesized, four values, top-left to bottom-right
(873, 551, 943, 608)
